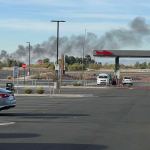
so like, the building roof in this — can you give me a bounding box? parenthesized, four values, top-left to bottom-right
(93, 50, 150, 58)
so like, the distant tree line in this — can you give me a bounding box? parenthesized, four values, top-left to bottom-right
(0, 58, 23, 68)
(65, 54, 95, 65)
(134, 61, 150, 69)
(1, 50, 150, 71)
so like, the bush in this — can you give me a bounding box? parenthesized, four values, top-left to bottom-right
(73, 81, 82, 86)
(36, 87, 44, 94)
(24, 88, 33, 94)
(7, 76, 12, 80)
(68, 63, 84, 71)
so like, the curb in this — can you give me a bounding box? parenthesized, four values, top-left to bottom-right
(14, 94, 94, 97)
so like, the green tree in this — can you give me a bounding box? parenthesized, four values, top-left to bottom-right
(4, 58, 23, 67)
(7, 59, 14, 67)
(69, 56, 76, 64)
(75, 57, 82, 64)
(43, 58, 50, 64)
(65, 54, 95, 66)
(134, 61, 140, 68)
(85, 54, 91, 64)
(140, 62, 147, 69)
(148, 62, 150, 69)
(65, 55, 76, 65)
(0, 61, 3, 69)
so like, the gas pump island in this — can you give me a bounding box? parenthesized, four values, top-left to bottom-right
(93, 50, 150, 82)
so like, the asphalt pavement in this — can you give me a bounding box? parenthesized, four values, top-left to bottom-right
(0, 88, 150, 150)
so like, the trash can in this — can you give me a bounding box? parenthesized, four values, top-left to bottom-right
(6, 82, 15, 92)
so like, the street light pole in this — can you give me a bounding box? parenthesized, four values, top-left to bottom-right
(56, 21, 59, 65)
(82, 29, 86, 86)
(26, 42, 31, 76)
(51, 20, 66, 92)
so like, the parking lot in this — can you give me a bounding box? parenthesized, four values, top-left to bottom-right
(1, 87, 150, 150)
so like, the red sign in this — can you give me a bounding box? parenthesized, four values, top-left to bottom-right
(22, 64, 27, 68)
(95, 50, 113, 56)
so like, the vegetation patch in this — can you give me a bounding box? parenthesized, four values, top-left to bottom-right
(7, 76, 12, 80)
(73, 81, 83, 86)
(24, 88, 33, 94)
(36, 87, 44, 94)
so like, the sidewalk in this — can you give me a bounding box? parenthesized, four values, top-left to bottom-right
(15, 93, 94, 97)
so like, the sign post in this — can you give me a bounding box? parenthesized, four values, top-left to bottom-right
(13, 66, 19, 85)
(22, 64, 27, 85)
(13, 66, 19, 78)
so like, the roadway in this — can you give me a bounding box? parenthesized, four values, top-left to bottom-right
(1, 88, 150, 149)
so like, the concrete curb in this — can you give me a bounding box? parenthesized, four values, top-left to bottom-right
(15, 94, 94, 97)
(15, 85, 114, 89)
(61, 86, 110, 88)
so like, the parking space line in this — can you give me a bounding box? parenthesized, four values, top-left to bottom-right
(0, 122, 15, 126)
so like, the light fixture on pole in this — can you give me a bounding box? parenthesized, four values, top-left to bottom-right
(26, 42, 31, 76)
(51, 20, 66, 92)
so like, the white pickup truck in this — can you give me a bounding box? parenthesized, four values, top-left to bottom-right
(97, 73, 111, 85)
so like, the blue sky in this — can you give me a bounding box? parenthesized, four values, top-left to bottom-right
(0, 0, 150, 53)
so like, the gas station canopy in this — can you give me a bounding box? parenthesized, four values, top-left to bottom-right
(93, 50, 150, 58)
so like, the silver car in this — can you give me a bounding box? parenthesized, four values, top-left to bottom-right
(122, 76, 133, 86)
(0, 88, 16, 111)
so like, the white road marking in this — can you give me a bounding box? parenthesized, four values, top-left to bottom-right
(0, 122, 15, 126)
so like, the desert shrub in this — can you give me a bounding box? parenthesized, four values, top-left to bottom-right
(73, 81, 82, 86)
(68, 63, 83, 71)
(36, 87, 44, 94)
(7, 76, 12, 80)
(24, 88, 33, 94)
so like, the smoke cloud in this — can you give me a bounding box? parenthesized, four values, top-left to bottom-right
(1, 17, 150, 63)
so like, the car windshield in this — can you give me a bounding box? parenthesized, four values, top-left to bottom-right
(99, 76, 108, 78)
(124, 77, 132, 79)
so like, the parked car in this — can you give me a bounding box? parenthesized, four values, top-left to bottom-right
(0, 88, 16, 111)
(122, 76, 133, 86)
(97, 73, 111, 85)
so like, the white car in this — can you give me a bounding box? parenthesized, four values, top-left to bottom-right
(122, 76, 133, 86)
(97, 73, 110, 85)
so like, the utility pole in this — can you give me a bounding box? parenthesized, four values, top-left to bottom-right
(51, 20, 66, 93)
(82, 29, 86, 86)
(26, 42, 31, 76)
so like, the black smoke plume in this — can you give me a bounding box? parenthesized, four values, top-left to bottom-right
(1, 17, 150, 63)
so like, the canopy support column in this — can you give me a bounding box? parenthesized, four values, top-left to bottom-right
(115, 56, 120, 85)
